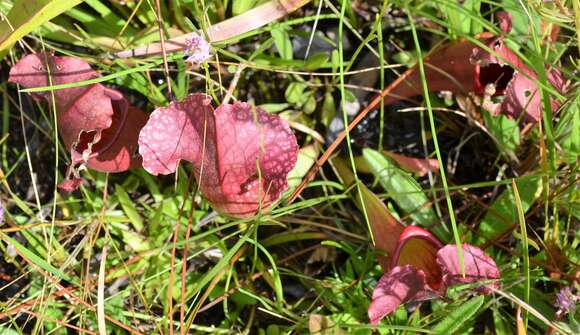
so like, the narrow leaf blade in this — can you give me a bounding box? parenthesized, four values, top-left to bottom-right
(432, 296, 485, 334)
(0, 0, 83, 52)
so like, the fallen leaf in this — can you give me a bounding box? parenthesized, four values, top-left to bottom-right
(382, 12, 566, 123)
(309, 314, 347, 335)
(138, 93, 298, 217)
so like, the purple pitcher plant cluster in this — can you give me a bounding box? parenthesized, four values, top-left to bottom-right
(4, 11, 570, 327)
(368, 226, 500, 324)
(8, 49, 298, 218)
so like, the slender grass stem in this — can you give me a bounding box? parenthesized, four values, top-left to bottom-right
(338, 0, 374, 244)
(406, 11, 464, 271)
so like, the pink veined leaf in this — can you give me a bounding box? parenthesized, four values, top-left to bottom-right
(57, 177, 85, 193)
(380, 11, 566, 124)
(368, 265, 429, 325)
(436, 244, 500, 294)
(391, 226, 444, 289)
(8, 53, 147, 190)
(469, 22, 567, 123)
(496, 11, 513, 34)
(497, 66, 567, 122)
(138, 93, 299, 218)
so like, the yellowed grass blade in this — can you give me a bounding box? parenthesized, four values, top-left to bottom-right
(115, 0, 312, 58)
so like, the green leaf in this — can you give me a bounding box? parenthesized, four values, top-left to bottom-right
(437, 0, 481, 36)
(0, 0, 83, 53)
(284, 145, 318, 198)
(475, 176, 542, 245)
(110, 222, 150, 253)
(432, 296, 484, 334)
(115, 184, 144, 232)
(362, 149, 448, 240)
(270, 24, 293, 60)
(0, 232, 74, 284)
(321, 91, 336, 126)
(303, 92, 317, 114)
(285, 82, 307, 105)
(19, 229, 68, 265)
(0, 326, 20, 335)
(555, 96, 580, 163)
(305, 52, 329, 70)
(259, 103, 290, 113)
(232, 0, 259, 16)
(483, 110, 520, 155)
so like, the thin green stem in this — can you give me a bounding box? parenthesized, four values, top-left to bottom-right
(406, 11, 464, 271)
(512, 179, 530, 329)
(338, 0, 373, 244)
(376, 13, 384, 152)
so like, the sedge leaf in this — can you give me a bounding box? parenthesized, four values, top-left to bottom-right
(432, 296, 485, 334)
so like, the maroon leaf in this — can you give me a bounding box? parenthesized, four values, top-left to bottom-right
(470, 34, 567, 122)
(331, 157, 406, 271)
(368, 265, 429, 324)
(391, 226, 444, 289)
(436, 244, 500, 294)
(382, 16, 566, 124)
(138, 93, 299, 217)
(383, 38, 478, 106)
(8, 53, 147, 190)
(496, 11, 513, 34)
(57, 177, 85, 193)
(383, 151, 439, 177)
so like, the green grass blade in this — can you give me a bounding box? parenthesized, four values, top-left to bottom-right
(0, 0, 83, 53)
(512, 179, 530, 328)
(407, 10, 463, 272)
(115, 184, 145, 232)
(0, 231, 74, 284)
(432, 296, 485, 334)
(362, 148, 449, 240)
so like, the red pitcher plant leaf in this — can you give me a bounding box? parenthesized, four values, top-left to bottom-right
(471, 33, 567, 123)
(384, 12, 566, 123)
(8, 53, 147, 190)
(496, 11, 513, 35)
(331, 156, 405, 270)
(368, 265, 430, 325)
(437, 244, 501, 294)
(391, 226, 444, 289)
(115, 0, 312, 58)
(369, 226, 501, 324)
(138, 93, 299, 218)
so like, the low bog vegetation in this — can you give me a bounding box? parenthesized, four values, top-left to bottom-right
(0, 0, 578, 334)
